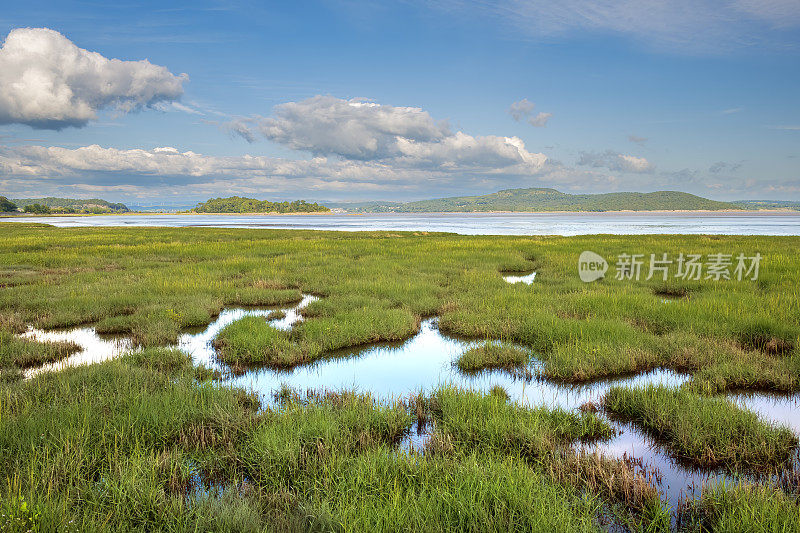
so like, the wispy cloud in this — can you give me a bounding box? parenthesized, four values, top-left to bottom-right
(425, 0, 800, 53)
(709, 161, 743, 173)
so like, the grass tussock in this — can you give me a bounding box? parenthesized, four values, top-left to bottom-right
(676, 481, 800, 532)
(214, 308, 419, 368)
(427, 386, 614, 457)
(266, 309, 286, 320)
(604, 385, 798, 471)
(735, 319, 796, 355)
(214, 316, 308, 368)
(455, 342, 533, 379)
(0, 329, 79, 369)
(544, 450, 665, 516)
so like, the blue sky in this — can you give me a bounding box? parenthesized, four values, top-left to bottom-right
(0, 0, 798, 204)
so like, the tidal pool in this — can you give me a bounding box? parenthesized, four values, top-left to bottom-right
(503, 271, 537, 284)
(18, 294, 800, 506)
(22, 326, 133, 378)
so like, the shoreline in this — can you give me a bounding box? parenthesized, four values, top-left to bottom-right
(335, 209, 800, 216)
(2, 209, 799, 218)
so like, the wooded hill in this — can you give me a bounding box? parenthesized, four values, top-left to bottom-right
(193, 197, 330, 213)
(336, 188, 740, 213)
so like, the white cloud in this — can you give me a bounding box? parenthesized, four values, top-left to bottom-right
(0, 92, 555, 200)
(227, 95, 450, 159)
(507, 98, 551, 127)
(225, 96, 547, 172)
(528, 112, 552, 127)
(0, 142, 545, 189)
(618, 154, 654, 172)
(508, 98, 535, 121)
(154, 101, 204, 115)
(3, 143, 797, 201)
(0, 27, 186, 129)
(578, 150, 654, 173)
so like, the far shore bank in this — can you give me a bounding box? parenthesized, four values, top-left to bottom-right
(3, 209, 800, 218)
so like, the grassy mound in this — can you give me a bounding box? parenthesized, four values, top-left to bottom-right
(604, 385, 798, 471)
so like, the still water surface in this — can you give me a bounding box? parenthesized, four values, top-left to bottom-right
(6, 212, 800, 235)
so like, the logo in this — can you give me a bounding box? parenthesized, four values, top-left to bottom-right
(579, 251, 608, 282)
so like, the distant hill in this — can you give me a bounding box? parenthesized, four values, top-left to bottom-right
(732, 200, 800, 211)
(325, 201, 404, 213)
(127, 203, 198, 213)
(11, 197, 129, 214)
(193, 196, 330, 213)
(337, 188, 741, 213)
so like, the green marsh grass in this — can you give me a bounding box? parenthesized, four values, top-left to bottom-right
(604, 385, 798, 471)
(0, 329, 79, 369)
(1, 225, 798, 391)
(455, 341, 533, 379)
(677, 482, 800, 532)
(0, 358, 259, 531)
(1, 224, 799, 529)
(214, 307, 419, 368)
(214, 316, 307, 367)
(428, 385, 614, 456)
(0, 356, 627, 531)
(422, 387, 667, 523)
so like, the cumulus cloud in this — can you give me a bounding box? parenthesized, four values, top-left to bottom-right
(527, 112, 552, 127)
(508, 98, 535, 121)
(0, 94, 555, 200)
(507, 98, 551, 126)
(4, 142, 796, 201)
(0, 27, 186, 129)
(226, 96, 547, 172)
(0, 142, 546, 192)
(227, 96, 450, 159)
(0, 142, 628, 202)
(577, 150, 654, 173)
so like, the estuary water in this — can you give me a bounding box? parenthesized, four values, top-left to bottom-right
(4, 211, 800, 235)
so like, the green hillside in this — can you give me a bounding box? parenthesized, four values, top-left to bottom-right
(11, 197, 129, 214)
(732, 200, 800, 211)
(193, 196, 330, 213)
(326, 201, 403, 213)
(341, 188, 740, 212)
